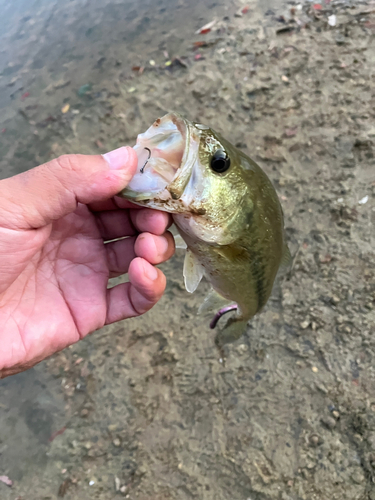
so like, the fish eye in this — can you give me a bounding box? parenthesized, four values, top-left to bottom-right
(210, 149, 231, 174)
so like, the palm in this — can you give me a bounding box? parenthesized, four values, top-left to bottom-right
(0, 201, 173, 376)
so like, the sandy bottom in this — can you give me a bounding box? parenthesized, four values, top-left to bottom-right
(0, 0, 374, 498)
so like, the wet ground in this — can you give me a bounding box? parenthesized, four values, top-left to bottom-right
(1, 0, 375, 498)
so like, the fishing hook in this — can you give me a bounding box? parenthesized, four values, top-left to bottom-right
(140, 147, 151, 173)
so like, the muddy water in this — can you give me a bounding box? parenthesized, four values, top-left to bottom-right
(1, 0, 375, 499)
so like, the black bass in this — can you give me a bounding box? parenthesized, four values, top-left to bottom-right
(120, 113, 289, 347)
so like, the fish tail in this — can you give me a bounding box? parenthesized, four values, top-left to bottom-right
(214, 316, 248, 348)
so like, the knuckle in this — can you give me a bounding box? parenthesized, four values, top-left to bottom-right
(53, 154, 82, 176)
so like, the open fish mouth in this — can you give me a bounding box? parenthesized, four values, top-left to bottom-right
(120, 113, 197, 203)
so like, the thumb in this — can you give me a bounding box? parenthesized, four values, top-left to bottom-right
(0, 146, 138, 230)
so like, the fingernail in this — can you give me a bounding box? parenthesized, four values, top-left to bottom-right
(103, 146, 130, 170)
(144, 262, 159, 281)
(156, 236, 169, 258)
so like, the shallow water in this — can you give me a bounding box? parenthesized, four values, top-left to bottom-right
(1, 0, 374, 499)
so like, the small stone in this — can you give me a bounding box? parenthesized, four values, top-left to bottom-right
(308, 434, 321, 447)
(331, 295, 340, 304)
(236, 344, 248, 354)
(312, 366, 318, 373)
(120, 485, 127, 494)
(115, 477, 121, 492)
(321, 416, 336, 430)
(113, 438, 121, 447)
(300, 320, 310, 330)
(80, 409, 89, 418)
(353, 433, 363, 444)
(351, 470, 365, 484)
(332, 410, 340, 420)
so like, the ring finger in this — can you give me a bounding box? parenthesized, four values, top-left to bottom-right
(105, 231, 175, 277)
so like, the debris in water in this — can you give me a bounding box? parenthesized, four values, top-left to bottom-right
(328, 14, 337, 26)
(20, 92, 30, 101)
(132, 66, 145, 75)
(276, 26, 296, 34)
(49, 426, 67, 442)
(61, 104, 70, 114)
(235, 5, 250, 17)
(58, 478, 72, 497)
(195, 20, 216, 35)
(172, 57, 188, 68)
(358, 195, 369, 205)
(77, 84, 92, 96)
(149, 59, 156, 66)
(0, 476, 13, 487)
(284, 127, 298, 137)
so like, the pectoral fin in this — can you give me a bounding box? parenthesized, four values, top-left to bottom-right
(174, 233, 187, 250)
(183, 249, 204, 293)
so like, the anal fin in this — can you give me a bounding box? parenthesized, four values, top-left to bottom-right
(198, 288, 234, 315)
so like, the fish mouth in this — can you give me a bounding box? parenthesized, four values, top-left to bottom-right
(119, 113, 198, 205)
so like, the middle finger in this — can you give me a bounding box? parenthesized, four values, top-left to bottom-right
(95, 208, 172, 241)
(106, 231, 175, 277)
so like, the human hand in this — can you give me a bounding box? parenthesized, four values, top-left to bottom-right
(0, 147, 174, 378)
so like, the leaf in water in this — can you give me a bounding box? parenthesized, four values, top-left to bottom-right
(0, 476, 13, 487)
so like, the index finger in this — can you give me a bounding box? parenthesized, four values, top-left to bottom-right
(88, 196, 141, 212)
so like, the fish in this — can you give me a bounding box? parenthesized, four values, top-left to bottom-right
(119, 112, 290, 347)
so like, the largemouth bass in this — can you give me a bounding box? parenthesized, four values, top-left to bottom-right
(120, 113, 289, 347)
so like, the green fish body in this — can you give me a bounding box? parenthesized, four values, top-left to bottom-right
(120, 113, 289, 347)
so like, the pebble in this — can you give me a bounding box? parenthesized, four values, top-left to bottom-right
(308, 434, 321, 447)
(113, 438, 121, 447)
(321, 416, 336, 430)
(332, 410, 340, 420)
(80, 409, 89, 418)
(351, 470, 365, 484)
(331, 295, 340, 304)
(115, 477, 121, 492)
(300, 320, 310, 330)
